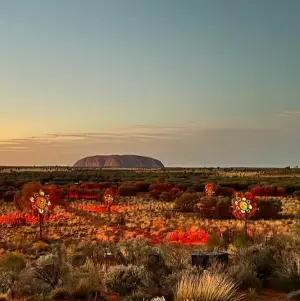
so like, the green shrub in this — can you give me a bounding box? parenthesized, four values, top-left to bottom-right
(228, 246, 263, 290)
(32, 241, 49, 253)
(104, 264, 145, 296)
(63, 258, 106, 300)
(118, 239, 153, 266)
(0, 252, 26, 273)
(50, 287, 69, 300)
(207, 232, 222, 248)
(228, 261, 261, 291)
(174, 193, 199, 212)
(232, 231, 250, 248)
(270, 250, 300, 292)
(123, 290, 153, 301)
(34, 253, 68, 290)
(0, 270, 12, 295)
(70, 252, 87, 267)
(14, 268, 50, 297)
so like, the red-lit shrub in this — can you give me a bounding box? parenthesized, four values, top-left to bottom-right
(159, 191, 175, 202)
(148, 184, 173, 192)
(134, 182, 150, 192)
(98, 182, 114, 189)
(175, 184, 189, 191)
(69, 185, 79, 199)
(170, 186, 181, 193)
(82, 189, 99, 199)
(251, 186, 285, 197)
(196, 196, 232, 219)
(186, 187, 196, 193)
(276, 186, 285, 196)
(80, 183, 100, 189)
(78, 182, 112, 190)
(216, 187, 236, 197)
(150, 190, 161, 200)
(14, 182, 43, 211)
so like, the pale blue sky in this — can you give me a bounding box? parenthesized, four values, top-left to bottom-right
(0, 0, 299, 166)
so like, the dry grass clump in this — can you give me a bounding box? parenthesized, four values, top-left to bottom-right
(275, 250, 300, 278)
(288, 289, 300, 300)
(271, 250, 300, 292)
(175, 270, 244, 301)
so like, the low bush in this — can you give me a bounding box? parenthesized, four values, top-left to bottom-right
(231, 231, 250, 248)
(293, 190, 300, 199)
(2, 191, 14, 202)
(34, 251, 68, 290)
(149, 184, 173, 192)
(150, 190, 161, 200)
(254, 198, 282, 219)
(196, 196, 232, 219)
(194, 196, 282, 220)
(216, 187, 236, 197)
(64, 259, 106, 301)
(118, 186, 137, 197)
(134, 182, 150, 192)
(159, 192, 175, 202)
(270, 250, 300, 292)
(0, 252, 26, 273)
(104, 264, 145, 296)
(251, 186, 285, 197)
(174, 193, 199, 212)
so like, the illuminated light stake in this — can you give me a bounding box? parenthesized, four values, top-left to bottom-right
(232, 192, 257, 237)
(29, 190, 51, 240)
(103, 188, 115, 212)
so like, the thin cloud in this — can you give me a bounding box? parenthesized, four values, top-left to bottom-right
(1, 125, 295, 166)
(280, 110, 300, 116)
(132, 124, 183, 130)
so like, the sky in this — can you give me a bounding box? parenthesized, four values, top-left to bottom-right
(0, 0, 299, 167)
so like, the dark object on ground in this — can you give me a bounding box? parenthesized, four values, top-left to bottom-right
(191, 252, 229, 269)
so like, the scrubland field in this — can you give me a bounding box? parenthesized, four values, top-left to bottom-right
(1, 167, 300, 301)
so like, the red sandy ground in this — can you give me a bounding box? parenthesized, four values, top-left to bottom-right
(12, 290, 288, 301)
(243, 289, 287, 301)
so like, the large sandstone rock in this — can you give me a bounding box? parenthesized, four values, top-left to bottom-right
(73, 155, 164, 168)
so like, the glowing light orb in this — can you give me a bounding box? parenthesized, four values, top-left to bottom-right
(232, 192, 257, 220)
(29, 190, 51, 214)
(103, 188, 114, 206)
